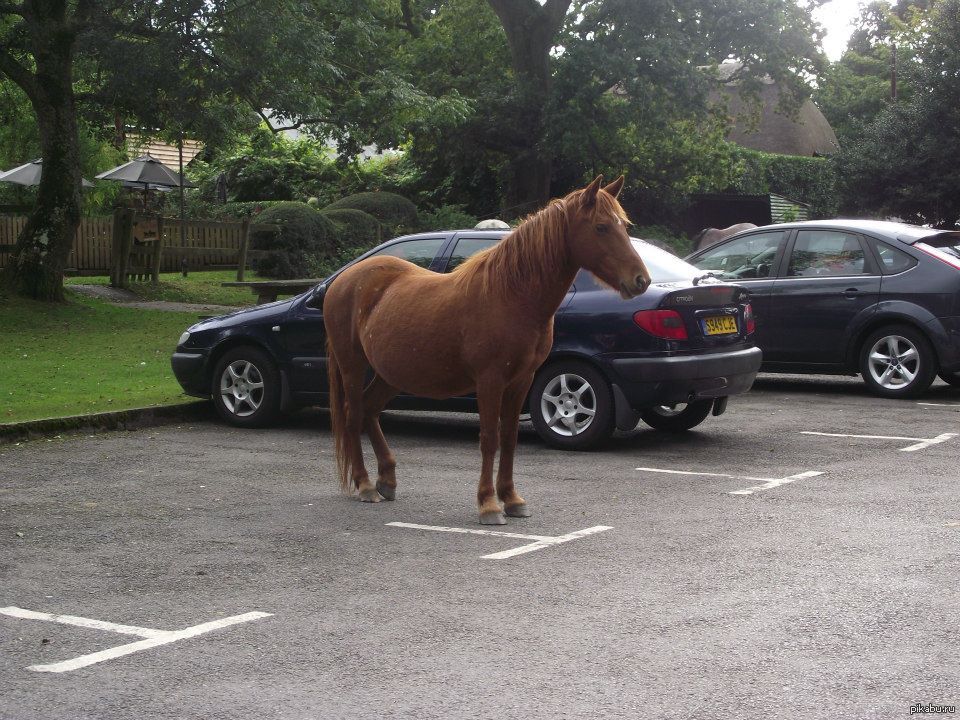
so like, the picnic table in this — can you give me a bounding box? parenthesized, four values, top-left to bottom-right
(222, 278, 325, 304)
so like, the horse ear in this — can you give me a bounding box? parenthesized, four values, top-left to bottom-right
(580, 175, 603, 208)
(602, 175, 624, 198)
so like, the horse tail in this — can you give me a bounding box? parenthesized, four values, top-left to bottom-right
(326, 339, 352, 492)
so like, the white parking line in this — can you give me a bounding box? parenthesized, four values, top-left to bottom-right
(918, 402, 960, 409)
(800, 431, 957, 452)
(385, 522, 613, 560)
(635, 467, 824, 496)
(0, 606, 272, 673)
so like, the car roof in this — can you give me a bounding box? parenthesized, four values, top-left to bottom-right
(738, 219, 960, 246)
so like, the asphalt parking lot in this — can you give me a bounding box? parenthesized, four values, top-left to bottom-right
(1, 374, 958, 720)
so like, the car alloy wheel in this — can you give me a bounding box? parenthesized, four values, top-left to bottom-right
(859, 325, 937, 399)
(220, 359, 265, 417)
(540, 372, 598, 437)
(639, 399, 713, 432)
(211, 345, 282, 427)
(529, 361, 615, 450)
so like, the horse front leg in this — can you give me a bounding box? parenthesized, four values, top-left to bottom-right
(475, 379, 505, 525)
(496, 378, 534, 518)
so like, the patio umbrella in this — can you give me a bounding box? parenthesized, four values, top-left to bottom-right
(94, 154, 195, 189)
(0, 159, 94, 187)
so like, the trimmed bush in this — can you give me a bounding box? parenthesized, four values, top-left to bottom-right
(321, 208, 382, 250)
(324, 191, 418, 234)
(251, 202, 338, 279)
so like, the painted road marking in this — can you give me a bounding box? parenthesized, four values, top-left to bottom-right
(635, 467, 824, 496)
(800, 431, 957, 452)
(0, 606, 272, 673)
(918, 402, 960, 409)
(386, 522, 613, 560)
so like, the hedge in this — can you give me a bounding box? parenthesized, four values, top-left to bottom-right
(321, 208, 382, 250)
(324, 191, 418, 234)
(251, 202, 339, 279)
(731, 148, 839, 218)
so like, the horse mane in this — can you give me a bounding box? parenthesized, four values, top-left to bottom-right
(452, 187, 630, 296)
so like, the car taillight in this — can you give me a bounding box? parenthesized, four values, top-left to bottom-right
(633, 309, 688, 339)
(744, 303, 756, 335)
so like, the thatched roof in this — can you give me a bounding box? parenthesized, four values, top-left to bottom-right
(712, 62, 839, 157)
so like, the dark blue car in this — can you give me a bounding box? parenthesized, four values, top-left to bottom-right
(686, 219, 960, 398)
(172, 230, 761, 449)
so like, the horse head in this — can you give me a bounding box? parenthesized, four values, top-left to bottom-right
(566, 175, 651, 299)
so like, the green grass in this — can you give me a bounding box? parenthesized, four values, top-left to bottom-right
(65, 270, 263, 307)
(0, 293, 203, 423)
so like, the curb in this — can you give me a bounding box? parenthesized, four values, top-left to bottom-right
(0, 401, 215, 445)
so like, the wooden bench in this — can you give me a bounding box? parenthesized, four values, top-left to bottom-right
(221, 278, 326, 304)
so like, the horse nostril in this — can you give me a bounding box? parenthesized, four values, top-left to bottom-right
(635, 275, 649, 291)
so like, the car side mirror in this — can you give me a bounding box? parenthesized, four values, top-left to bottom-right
(307, 283, 327, 309)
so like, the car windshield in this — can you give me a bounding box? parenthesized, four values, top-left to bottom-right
(631, 239, 698, 282)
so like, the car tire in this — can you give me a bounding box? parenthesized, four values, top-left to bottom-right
(859, 325, 937, 399)
(639, 400, 713, 432)
(529, 361, 615, 450)
(211, 345, 282, 427)
(938, 370, 960, 387)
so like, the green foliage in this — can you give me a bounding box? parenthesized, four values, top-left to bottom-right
(731, 148, 838, 218)
(814, 1, 927, 145)
(417, 204, 479, 231)
(834, 0, 960, 225)
(633, 225, 691, 256)
(321, 208, 383, 249)
(251, 202, 339, 279)
(325, 192, 418, 235)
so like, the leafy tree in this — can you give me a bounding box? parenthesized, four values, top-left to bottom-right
(0, 0, 467, 301)
(836, 0, 960, 226)
(814, 1, 927, 145)
(392, 0, 824, 217)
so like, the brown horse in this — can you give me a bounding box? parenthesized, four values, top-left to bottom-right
(324, 176, 652, 525)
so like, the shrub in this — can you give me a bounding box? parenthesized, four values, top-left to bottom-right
(251, 202, 338, 279)
(418, 204, 478, 231)
(202, 201, 288, 220)
(321, 208, 382, 249)
(324, 191, 418, 234)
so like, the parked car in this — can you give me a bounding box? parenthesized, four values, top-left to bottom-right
(172, 230, 762, 449)
(685, 219, 960, 398)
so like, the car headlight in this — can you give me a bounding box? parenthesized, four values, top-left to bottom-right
(178, 331, 191, 347)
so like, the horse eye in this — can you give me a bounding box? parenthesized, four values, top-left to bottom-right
(595, 223, 609, 234)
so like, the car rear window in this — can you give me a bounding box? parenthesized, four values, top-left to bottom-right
(917, 233, 960, 260)
(631, 239, 698, 282)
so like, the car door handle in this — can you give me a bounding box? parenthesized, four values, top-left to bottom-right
(842, 288, 859, 299)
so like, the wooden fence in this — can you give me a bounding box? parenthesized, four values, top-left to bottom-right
(0, 214, 272, 279)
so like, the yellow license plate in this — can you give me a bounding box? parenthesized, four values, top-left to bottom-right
(703, 315, 738, 335)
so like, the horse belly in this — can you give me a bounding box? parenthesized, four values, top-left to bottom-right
(359, 292, 475, 399)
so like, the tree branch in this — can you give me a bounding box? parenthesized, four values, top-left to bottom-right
(0, 47, 38, 101)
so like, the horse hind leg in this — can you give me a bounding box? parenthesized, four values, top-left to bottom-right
(475, 378, 506, 525)
(339, 361, 381, 503)
(363, 374, 400, 500)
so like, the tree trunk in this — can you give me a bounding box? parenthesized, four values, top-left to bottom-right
(487, 0, 570, 216)
(0, 6, 82, 302)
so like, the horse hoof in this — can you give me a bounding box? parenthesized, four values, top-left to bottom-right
(376, 482, 396, 501)
(359, 487, 382, 503)
(479, 511, 507, 526)
(504, 503, 531, 518)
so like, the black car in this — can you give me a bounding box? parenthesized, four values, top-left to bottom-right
(172, 230, 762, 449)
(686, 219, 960, 398)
